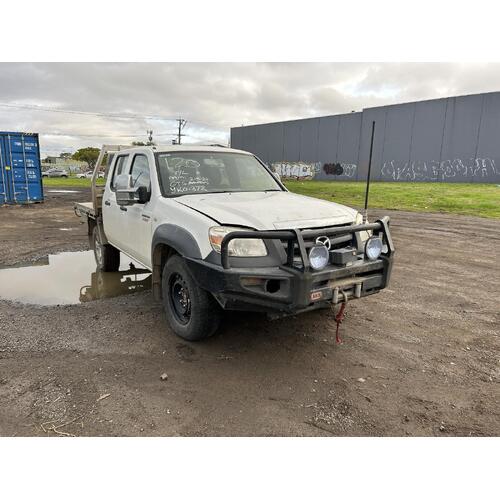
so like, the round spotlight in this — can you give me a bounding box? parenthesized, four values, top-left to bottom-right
(309, 245, 329, 270)
(365, 236, 383, 260)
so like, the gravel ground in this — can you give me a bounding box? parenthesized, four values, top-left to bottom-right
(0, 188, 498, 436)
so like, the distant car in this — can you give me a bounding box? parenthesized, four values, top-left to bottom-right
(77, 171, 104, 179)
(76, 171, 92, 179)
(42, 168, 69, 178)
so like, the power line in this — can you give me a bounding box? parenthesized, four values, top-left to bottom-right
(0, 102, 178, 122)
(38, 131, 177, 138)
(36, 130, 225, 141)
(0, 102, 230, 129)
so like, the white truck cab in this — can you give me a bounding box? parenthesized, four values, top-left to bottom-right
(76, 145, 394, 341)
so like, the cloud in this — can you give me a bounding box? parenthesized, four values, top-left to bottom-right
(1, 62, 500, 156)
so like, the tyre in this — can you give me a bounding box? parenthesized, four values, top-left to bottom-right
(92, 226, 120, 272)
(162, 255, 222, 341)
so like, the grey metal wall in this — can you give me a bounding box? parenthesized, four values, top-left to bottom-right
(230, 91, 500, 183)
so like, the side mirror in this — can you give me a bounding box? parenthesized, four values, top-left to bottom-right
(115, 174, 136, 206)
(115, 174, 150, 205)
(136, 185, 150, 204)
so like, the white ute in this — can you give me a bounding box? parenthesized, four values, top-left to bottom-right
(75, 145, 394, 341)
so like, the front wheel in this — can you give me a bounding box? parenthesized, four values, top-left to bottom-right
(162, 255, 222, 341)
(92, 226, 120, 272)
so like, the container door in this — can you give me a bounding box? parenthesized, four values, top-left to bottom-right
(0, 135, 12, 203)
(21, 134, 43, 202)
(5, 133, 43, 203)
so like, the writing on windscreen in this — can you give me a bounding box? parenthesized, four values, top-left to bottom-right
(168, 158, 210, 194)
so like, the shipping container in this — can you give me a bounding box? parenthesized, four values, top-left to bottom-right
(0, 132, 43, 204)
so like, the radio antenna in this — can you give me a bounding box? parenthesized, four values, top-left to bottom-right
(364, 120, 376, 223)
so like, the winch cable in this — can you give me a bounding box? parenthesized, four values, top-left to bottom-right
(334, 291, 348, 344)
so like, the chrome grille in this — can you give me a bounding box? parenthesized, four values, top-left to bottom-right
(280, 224, 358, 265)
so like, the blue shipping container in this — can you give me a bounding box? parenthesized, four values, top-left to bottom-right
(0, 132, 43, 204)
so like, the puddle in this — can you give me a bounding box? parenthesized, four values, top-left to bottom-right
(0, 251, 151, 305)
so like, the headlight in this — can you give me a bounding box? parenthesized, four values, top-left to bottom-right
(309, 245, 329, 270)
(365, 236, 383, 260)
(209, 226, 268, 257)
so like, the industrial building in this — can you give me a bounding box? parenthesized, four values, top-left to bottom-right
(230, 91, 500, 183)
(41, 156, 87, 174)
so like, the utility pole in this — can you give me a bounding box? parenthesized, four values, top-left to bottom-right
(176, 118, 187, 145)
(147, 129, 154, 145)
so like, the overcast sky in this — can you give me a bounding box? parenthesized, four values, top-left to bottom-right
(1, 62, 500, 157)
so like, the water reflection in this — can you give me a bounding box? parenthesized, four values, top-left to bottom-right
(0, 250, 151, 305)
(80, 268, 151, 302)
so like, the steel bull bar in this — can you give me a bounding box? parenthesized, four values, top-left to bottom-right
(220, 216, 394, 271)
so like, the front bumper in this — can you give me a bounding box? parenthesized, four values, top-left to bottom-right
(185, 216, 395, 317)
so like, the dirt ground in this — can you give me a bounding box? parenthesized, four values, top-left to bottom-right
(0, 188, 498, 436)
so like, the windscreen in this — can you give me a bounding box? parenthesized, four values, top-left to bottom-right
(156, 152, 282, 196)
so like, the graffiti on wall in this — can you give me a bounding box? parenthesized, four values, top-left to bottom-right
(381, 157, 499, 181)
(323, 162, 357, 178)
(271, 158, 498, 181)
(271, 162, 321, 180)
(272, 161, 358, 180)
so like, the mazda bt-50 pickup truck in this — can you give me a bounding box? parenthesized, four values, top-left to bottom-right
(75, 145, 394, 341)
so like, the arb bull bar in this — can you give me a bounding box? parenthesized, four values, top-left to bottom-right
(213, 216, 394, 314)
(220, 216, 394, 271)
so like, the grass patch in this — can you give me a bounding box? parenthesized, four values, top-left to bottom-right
(43, 177, 105, 188)
(42, 177, 499, 218)
(284, 181, 500, 219)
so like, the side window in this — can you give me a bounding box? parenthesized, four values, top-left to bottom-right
(111, 155, 129, 190)
(130, 154, 151, 189)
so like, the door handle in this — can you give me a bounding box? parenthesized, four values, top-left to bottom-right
(120, 206, 127, 211)
(104, 200, 111, 206)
